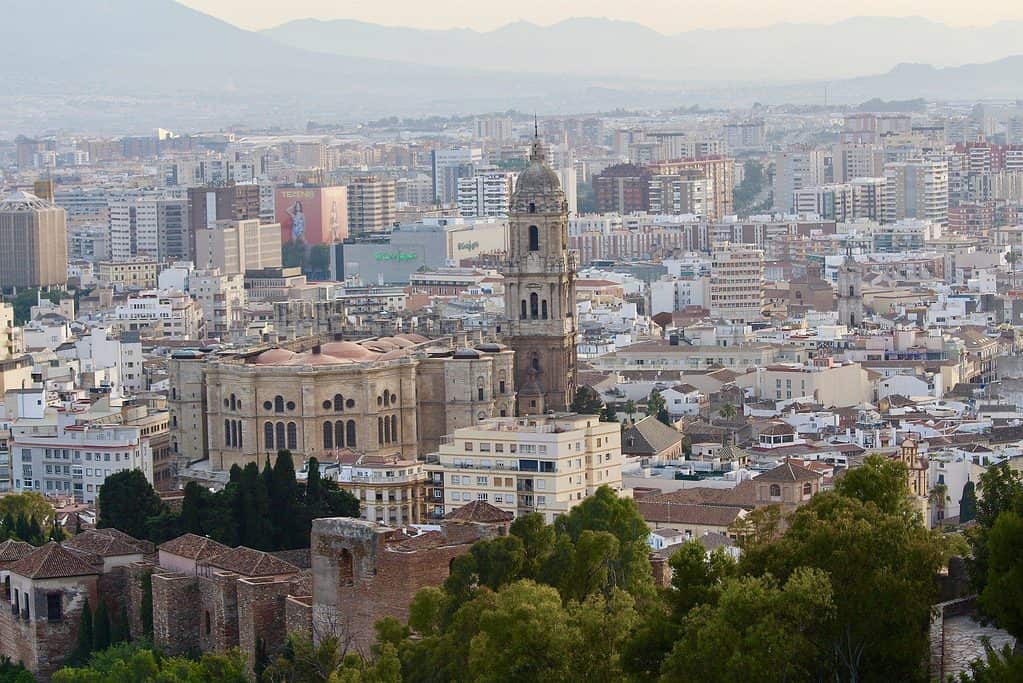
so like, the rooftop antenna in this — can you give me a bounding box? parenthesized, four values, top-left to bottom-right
(534, 113, 538, 138)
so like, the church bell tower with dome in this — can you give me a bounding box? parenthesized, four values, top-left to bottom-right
(502, 131, 577, 415)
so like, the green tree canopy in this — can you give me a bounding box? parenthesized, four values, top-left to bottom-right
(97, 471, 165, 542)
(570, 386, 604, 416)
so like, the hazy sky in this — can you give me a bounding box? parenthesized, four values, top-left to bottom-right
(178, 0, 1023, 32)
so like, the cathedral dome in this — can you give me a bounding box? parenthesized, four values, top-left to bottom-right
(511, 137, 564, 209)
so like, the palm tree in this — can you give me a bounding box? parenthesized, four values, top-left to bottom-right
(623, 400, 637, 424)
(929, 483, 950, 527)
(718, 402, 738, 421)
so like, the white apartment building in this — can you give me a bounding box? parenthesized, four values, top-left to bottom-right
(194, 219, 282, 276)
(709, 243, 764, 323)
(457, 172, 516, 218)
(425, 414, 625, 523)
(114, 290, 204, 340)
(793, 184, 855, 222)
(773, 149, 826, 212)
(833, 143, 884, 183)
(884, 160, 949, 226)
(188, 270, 246, 339)
(107, 197, 188, 262)
(649, 276, 710, 316)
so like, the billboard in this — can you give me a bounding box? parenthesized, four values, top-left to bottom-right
(274, 186, 348, 245)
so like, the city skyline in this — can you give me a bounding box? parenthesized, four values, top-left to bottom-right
(179, 0, 1023, 32)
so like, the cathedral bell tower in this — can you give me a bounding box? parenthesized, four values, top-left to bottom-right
(836, 245, 864, 329)
(502, 133, 577, 415)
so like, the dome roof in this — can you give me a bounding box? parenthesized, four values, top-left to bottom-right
(514, 161, 562, 197)
(396, 333, 429, 344)
(285, 352, 352, 366)
(253, 348, 295, 365)
(453, 348, 481, 360)
(361, 340, 397, 352)
(384, 336, 414, 348)
(378, 349, 409, 360)
(320, 341, 379, 360)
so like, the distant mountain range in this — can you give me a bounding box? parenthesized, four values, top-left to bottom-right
(5, 3, 1023, 133)
(263, 16, 1023, 82)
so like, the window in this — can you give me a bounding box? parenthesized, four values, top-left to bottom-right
(378, 417, 386, 444)
(286, 422, 297, 450)
(769, 484, 782, 498)
(802, 482, 813, 497)
(264, 422, 274, 449)
(224, 420, 231, 446)
(499, 380, 506, 394)
(275, 422, 286, 450)
(477, 476, 488, 486)
(274, 396, 284, 413)
(333, 394, 344, 412)
(530, 293, 539, 319)
(528, 225, 539, 251)
(464, 442, 473, 451)
(323, 422, 333, 449)
(541, 300, 548, 319)
(46, 593, 62, 622)
(477, 493, 489, 501)
(335, 421, 345, 448)
(390, 415, 398, 442)
(520, 300, 527, 319)
(346, 421, 357, 448)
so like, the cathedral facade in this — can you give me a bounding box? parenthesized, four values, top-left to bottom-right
(502, 137, 578, 414)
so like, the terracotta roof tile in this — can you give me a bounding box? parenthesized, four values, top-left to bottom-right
(158, 533, 231, 562)
(755, 461, 823, 483)
(444, 500, 513, 524)
(7, 542, 99, 580)
(638, 502, 743, 527)
(64, 530, 144, 558)
(0, 539, 35, 565)
(204, 546, 299, 577)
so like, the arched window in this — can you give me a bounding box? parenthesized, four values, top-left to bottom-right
(275, 422, 286, 450)
(531, 354, 540, 372)
(769, 484, 782, 498)
(231, 420, 238, 448)
(287, 422, 297, 450)
(530, 292, 539, 319)
(333, 394, 344, 412)
(528, 225, 539, 251)
(230, 394, 237, 411)
(390, 415, 398, 442)
(346, 420, 357, 448)
(520, 299, 527, 319)
(264, 422, 274, 449)
(274, 396, 285, 413)
(802, 482, 813, 496)
(383, 390, 390, 406)
(323, 422, 333, 449)
(224, 419, 231, 447)
(237, 422, 242, 449)
(848, 285, 854, 296)
(529, 201, 536, 213)
(541, 299, 548, 319)
(378, 417, 385, 444)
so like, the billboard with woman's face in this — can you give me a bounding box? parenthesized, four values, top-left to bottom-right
(275, 186, 348, 245)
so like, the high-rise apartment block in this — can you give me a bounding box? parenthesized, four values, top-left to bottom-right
(593, 164, 651, 214)
(346, 177, 396, 233)
(773, 148, 826, 213)
(425, 414, 624, 523)
(432, 147, 483, 205)
(723, 120, 766, 149)
(709, 242, 764, 323)
(457, 172, 516, 217)
(194, 219, 283, 275)
(0, 192, 68, 291)
(108, 197, 189, 263)
(649, 157, 735, 219)
(648, 174, 713, 216)
(884, 160, 949, 226)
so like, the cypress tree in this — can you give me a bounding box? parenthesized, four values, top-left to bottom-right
(93, 601, 111, 652)
(140, 571, 154, 638)
(306, 457, 323, 503)
(72, 598, 93, 665)
(271, 450, 299, 547)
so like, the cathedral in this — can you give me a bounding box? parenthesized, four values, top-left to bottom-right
(502, 135, 578, 415)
